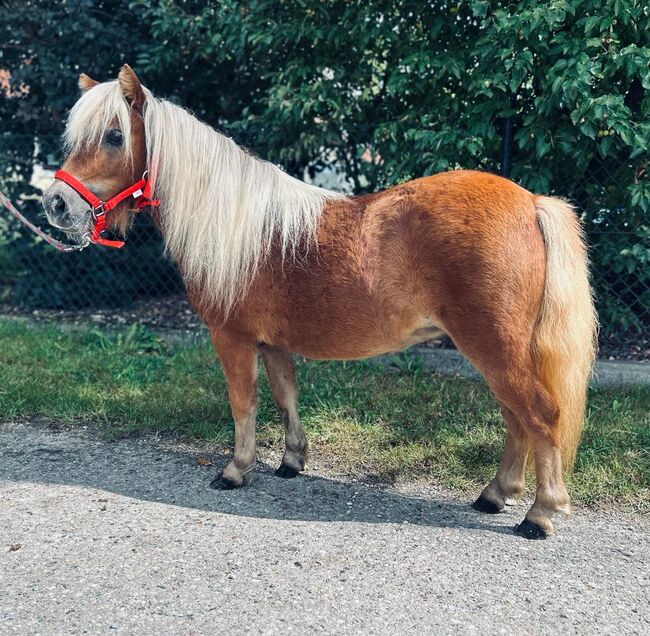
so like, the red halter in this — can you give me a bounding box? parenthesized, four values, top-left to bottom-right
(53, 169, 159, 248)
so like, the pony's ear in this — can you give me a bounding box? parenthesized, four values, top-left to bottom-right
(118, 64, 145, 111)
(78, 73, 99, 92)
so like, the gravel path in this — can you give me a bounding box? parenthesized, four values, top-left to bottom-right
(1, 421, 648, 635)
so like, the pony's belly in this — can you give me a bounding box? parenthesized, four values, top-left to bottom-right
(394, 324, 446, 350)
(368, 321, 446, 357)
(291, 317, 445, 361)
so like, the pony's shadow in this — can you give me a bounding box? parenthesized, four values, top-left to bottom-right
(1, 423, 518, 537)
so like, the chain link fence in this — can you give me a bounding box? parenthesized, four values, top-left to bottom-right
(1, 148, 648, 355)
(573, 160, 649, 352)
(1, 211, 183, 308)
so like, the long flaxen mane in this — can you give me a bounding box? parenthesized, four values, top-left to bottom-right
(64, 80, 345, 313)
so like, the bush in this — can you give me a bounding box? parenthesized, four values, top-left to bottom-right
(1, 0, 648, 331)
(136, 0, 650, 333)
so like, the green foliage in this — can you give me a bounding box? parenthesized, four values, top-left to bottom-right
(88, 323, 169, 355)
(135, 1, 649, 188)
(1, 1, 648, 330)
(0, 0, 151, 197)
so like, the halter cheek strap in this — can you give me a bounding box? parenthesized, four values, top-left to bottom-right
(53, 169, 159, 248)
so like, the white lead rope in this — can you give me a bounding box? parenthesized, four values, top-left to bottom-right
(0, 189, 89, 253)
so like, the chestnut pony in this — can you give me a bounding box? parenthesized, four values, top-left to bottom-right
(43, 66, 597, 539)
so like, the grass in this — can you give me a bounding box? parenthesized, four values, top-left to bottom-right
(0, 318, 648, 510)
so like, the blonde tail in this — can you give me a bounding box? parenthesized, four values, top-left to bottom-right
(533, 197, 598, 470)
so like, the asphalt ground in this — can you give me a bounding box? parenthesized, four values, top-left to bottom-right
(1, 421, 648, 635)
(405, 348, 650, 387)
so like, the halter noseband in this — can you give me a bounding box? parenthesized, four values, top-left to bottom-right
(53, 169, 159, 248)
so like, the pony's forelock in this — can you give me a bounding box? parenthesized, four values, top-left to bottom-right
(64, 80, 141, 163)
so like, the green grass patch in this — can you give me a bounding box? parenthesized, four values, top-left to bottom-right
(0, 319, 648, 509)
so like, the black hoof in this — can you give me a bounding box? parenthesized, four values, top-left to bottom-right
(471, 494, 503, 514)
(209, 472, 242, 490)
(275, 463, 301, 479)
(514, 518, 548, 540)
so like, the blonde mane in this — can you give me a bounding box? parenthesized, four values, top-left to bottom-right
(64, 80, 345, 313)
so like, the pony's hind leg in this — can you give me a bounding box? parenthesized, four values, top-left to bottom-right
(209, 329, 259, 490)
(510, 384, 571, 539)
(259, 345, 308, 478)
(445, 320, 570, 538)
(484, 365, 571, 538)
(472, 406, 529, 513)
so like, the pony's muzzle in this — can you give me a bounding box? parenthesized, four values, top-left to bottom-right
(42, 180, 92, 236)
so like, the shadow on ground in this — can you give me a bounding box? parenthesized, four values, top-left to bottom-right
(0, 420, 516, 536)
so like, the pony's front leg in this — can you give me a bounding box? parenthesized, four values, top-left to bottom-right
(258, 344, 308, 478)
(209, 329, 258, 490)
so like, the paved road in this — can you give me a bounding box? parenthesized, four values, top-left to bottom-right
(1, 421, 648, 635)
(404, 348, 650, 387)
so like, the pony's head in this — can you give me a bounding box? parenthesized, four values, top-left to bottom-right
(42, 63, 339, 312)
(42, 65, 149, 243)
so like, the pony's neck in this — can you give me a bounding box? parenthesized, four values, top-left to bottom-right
(143, 95, 344, 313)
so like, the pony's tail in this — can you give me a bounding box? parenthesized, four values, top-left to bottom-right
(532, 197, 598, 470)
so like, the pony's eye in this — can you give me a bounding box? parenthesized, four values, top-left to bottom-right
(105, 129, 123, 148)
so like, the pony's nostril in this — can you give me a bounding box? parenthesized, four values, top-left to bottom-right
(52, 194, 67, 217)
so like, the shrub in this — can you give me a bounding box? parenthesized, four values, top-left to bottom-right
(1, 1, 648, 331)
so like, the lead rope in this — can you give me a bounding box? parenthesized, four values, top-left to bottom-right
(0, 189, 90, 253)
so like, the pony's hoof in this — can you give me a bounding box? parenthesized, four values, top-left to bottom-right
(472, 494, 503, 514)
(210, 472, 243, 490)
(514, 518, 548, 540)
(275, 463, 301, 479)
